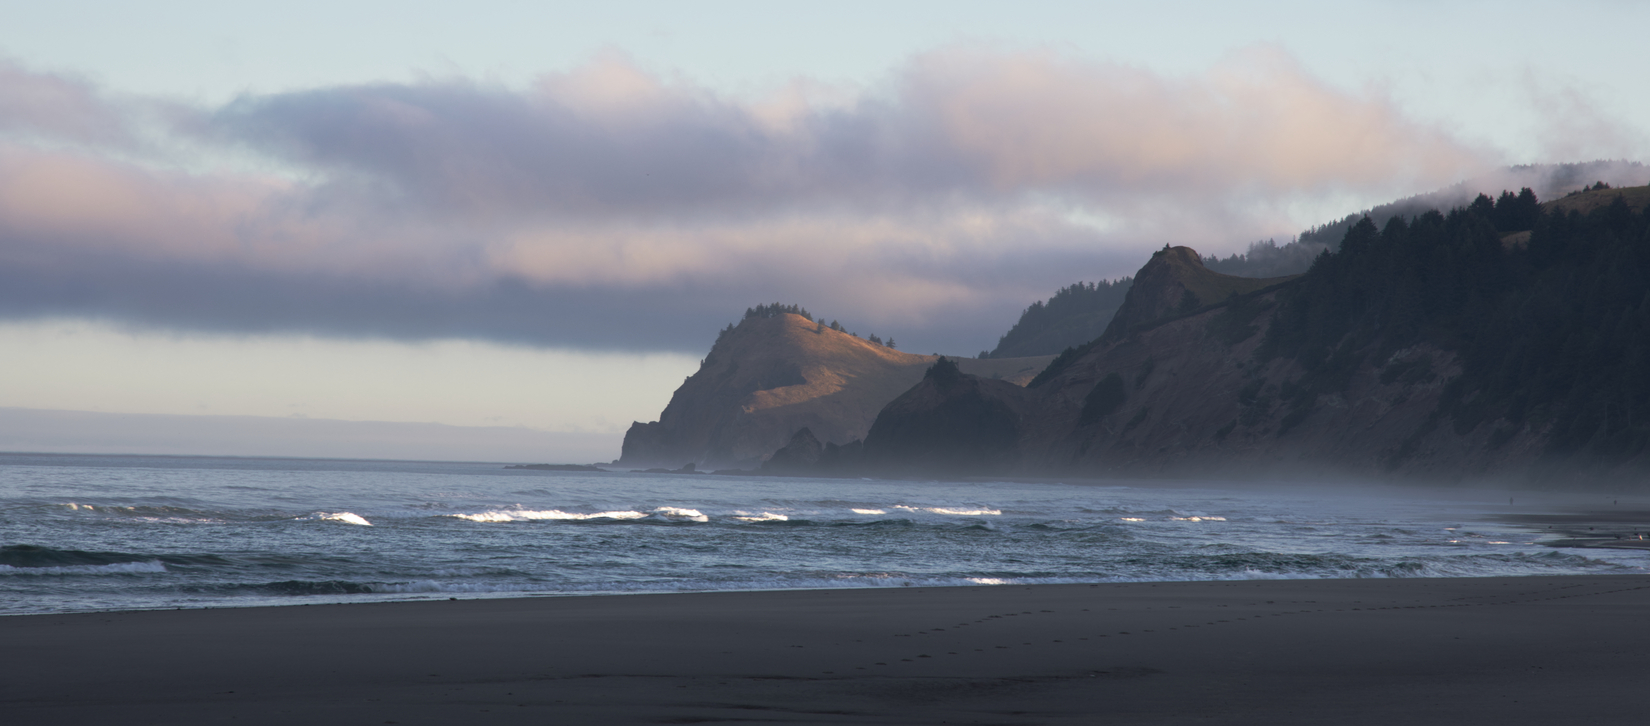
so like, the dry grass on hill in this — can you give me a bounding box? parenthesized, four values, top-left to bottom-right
(1544, 185, 1650, 215)
(626, 313, 1054, 465)
(1162, 250, 1296, 306)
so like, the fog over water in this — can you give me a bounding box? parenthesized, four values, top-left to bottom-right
(3, 454, 1645, 616)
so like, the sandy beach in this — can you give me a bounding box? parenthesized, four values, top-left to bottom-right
(4, 575, 1648, 725)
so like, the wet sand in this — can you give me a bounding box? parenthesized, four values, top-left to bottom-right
(4, 575, 1649, 725)
(1493, 507, 1650, 550)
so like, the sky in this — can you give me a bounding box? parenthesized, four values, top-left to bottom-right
(2, 0, 1648, 462)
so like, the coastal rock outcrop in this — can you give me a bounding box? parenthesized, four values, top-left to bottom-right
(623, 182, 1650, 484)
(862, 357, 1038, 476)
(1019, 287, 1482, 478)
(761, 427, 824, 473)
(1098, 246, 1295, 342)
(619, 312, 1053, 469)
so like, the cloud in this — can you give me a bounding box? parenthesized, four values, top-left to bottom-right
(0, 59, 134, 147)
(893, 46, 1485, 197)
(1521, 69, 1650, 165)
(202, 47, 1489, 218)
(0, 47, 1511, 354)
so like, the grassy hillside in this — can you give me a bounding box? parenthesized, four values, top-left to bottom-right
(1544, 184, 1650, 215)
(622, 313, 1052, 467)
(1163, 248, 1294, 307)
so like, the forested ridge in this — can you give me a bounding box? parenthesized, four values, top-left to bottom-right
(984, 278, 1133, 358)
(985, 163, 1647, 363)
(1261, 187, 1650, 467)
(657, 184, 1650, 480)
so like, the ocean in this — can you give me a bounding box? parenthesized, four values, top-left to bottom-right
(3, 453, 1646, 616)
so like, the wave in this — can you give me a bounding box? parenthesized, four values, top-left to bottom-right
(59, 502, 382, 526)
(1096, 548, 1629, 581)
(369, 580, 553, 594)
(892, 505, 1001, 516)
(187, 579, 381, 596)
(651, 506, 709, 522)
(181, 578, 559, 597)
(0, 544, 227, 570)
(0, 560, 168, 576)
(448, 509, 647, 523)
(299, 512, 372, 526)
(43, 551, 1634, 607)
(447, 506, 711, 524)
(60, 502, 230, 524)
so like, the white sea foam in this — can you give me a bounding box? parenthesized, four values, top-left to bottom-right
(893, 505, 1001, 516)
(450, 509, 646, 523)
(652, 507, 709, 522)
(61, 502, 223, 523)
(306, 512, 372, 526)
(371, 580, 549, 594)
(733, 512, 789, 522)
(0, 561, 168, 576)
(15, 457, 1650, 616)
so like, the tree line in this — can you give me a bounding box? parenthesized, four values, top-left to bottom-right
(721, 302, 896, 349)
(983, 278, 1134, 358)
(1259, 186, 1650, 466)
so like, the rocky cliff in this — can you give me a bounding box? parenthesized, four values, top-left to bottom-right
(620, 313, 1053, 468)
(1017, 292, 1503, 479)
(628, 185, 1650, 484)
(1098, 246, 1294, 342)
(864, 188, 1650, 484)
(862, 252, 1515, 481)
(861, 358, 1037, 476)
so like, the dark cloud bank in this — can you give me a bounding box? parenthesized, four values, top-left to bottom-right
(1, 51, 1643, 355)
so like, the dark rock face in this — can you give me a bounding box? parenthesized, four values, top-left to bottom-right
(618, 314, 938, 468)
(1100, 246, 1292, 343)
(619, 313, 1054, 469)
(1017, 287, 1537, 481)
(862, 358, 1035, 476)
(853, 253, 1541, 481)
(761, 427, 824, 474)
(619, 421, 669, 464)
(627, 188, 1650, 484)
(1020, 292, 1468, 478)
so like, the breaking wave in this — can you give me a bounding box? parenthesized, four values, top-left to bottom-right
(301, 512, 373, 526)
(1, 544, 227, 571)
(0, 560, 169, 576)
(448, 509, 648, 523)
(893, 505, 1001, 516)
(10, 456, 1650, 615)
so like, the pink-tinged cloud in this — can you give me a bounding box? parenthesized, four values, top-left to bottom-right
(0, 60, 134, 147)
(899, 46, 1486, 195)
(3, 48, 1639, 354)
(204, 47, 1496, 219)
